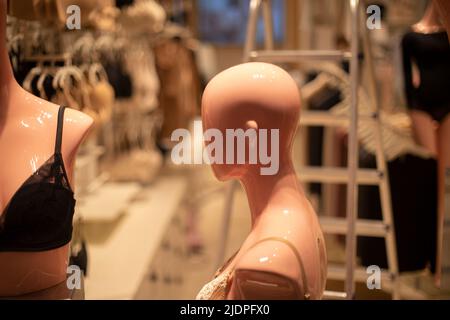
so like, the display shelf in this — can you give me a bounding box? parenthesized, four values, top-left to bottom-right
(83, 176, 187, 300)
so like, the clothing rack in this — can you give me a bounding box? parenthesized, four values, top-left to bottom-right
(216, 0, 401, 300)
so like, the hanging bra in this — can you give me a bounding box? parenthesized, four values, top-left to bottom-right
(0, 106, 76, 252)
(196, 237, 311, 300)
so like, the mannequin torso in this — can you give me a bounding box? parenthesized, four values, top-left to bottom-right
(197, 62, 327, 300)
(0, 0, 93, 296)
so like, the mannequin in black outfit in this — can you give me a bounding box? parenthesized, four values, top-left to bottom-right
(401, 1, 450, 287)
(402, 31, 450, 122)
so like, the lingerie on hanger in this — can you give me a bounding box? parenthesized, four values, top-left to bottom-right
(30, 74, 41, 97)
(0, 106, 76, 252)
(402, 30, 450, 122)
(38, 73, 57, 101)
(125, 44, 159, 112)
(104, 60, 133, 99)
(196, 237, 313, 300)
(87, 64, 115, 123)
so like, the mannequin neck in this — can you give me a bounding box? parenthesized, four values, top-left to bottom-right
(240, 160, 302, 227)
(415, 2, 443, 30)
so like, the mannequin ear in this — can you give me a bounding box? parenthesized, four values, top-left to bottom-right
(245, 120, 258, 130)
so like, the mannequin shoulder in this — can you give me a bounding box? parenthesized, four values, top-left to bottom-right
(229, 239, 308, 299)
(59, 108, 94, 163)
(60, 108, 94, 151)
(17, 88, 94, 132)
(63, 107, 95, 132)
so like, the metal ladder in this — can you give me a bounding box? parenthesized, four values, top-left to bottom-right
(221, 0, 399, 300)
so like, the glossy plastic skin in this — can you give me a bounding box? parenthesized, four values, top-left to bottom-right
(434, 0, 450, 41)
(0, 0, 93, 297)
(412, 1, 446, 34)
(202, 62, 327, 300)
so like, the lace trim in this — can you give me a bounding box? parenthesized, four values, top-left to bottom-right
(196, 270, 232, 300)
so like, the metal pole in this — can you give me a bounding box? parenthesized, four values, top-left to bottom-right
(345, 0, 360, 300)
(243, 0, 262, 62)
(262, 0, 274, 50)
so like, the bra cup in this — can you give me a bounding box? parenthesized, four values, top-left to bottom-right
(0, 140, 75, 252)
(0, 106, 76, 252)
(0, 184, 75, 251)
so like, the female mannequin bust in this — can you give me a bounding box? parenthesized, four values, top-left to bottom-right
(197, 62, 327, 300)
(0, 0, 93, 297)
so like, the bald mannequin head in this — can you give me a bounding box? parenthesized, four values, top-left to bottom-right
(202, 62, 301, 180)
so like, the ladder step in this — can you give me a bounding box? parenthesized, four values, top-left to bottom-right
(299, 167, 383, 185)
(300, 111, 375, 127)
(327, 263, 394, 283)
(320, 216, 389, 237)
(323, 290, 347, 300)
(249, 50, 352, 62)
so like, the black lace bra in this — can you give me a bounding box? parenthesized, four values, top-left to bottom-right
(0, 106, 76, 252)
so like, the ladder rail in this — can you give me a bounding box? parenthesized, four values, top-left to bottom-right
(360, 0, 400, 298)
(249, 50, 352, 62)
(344, 0, 360, 300)
(243, 0, 261, 63)
(261, 0, 274, 50)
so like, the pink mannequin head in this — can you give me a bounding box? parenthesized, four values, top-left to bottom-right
(201, 62, 301, 181)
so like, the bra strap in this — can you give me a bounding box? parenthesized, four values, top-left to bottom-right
(55, 106, 66, 154)
(246, 237, 311, 299)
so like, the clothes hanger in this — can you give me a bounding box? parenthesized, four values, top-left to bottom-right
(36, 66, 52, 100)
(53, 66, 82, 110)
(23, 64, 43, 93)
(88, 63, 108, 86)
